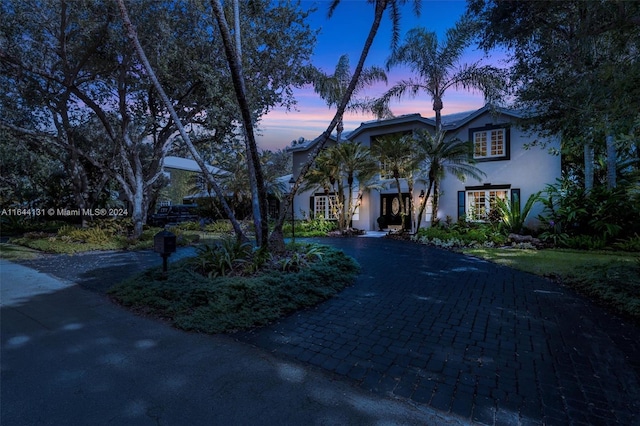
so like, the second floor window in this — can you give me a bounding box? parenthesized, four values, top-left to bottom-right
(473, 128, 506, 160)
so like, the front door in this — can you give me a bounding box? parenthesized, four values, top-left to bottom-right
(379, 193, 411, 230)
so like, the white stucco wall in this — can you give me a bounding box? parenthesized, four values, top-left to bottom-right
(289, 109, 561, 231)
(437, 115, 561, 228)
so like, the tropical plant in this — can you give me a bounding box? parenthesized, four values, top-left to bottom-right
(303, 142, 379, 231)
(370, 133, 419, 230)
(494, 191, 540, 234)
(308, 54, 388, 143)
(191, 238, 253, 278)
(375, 16, 506, 130)
(412, 130, 486, 231)
(537, 178, 640, 247)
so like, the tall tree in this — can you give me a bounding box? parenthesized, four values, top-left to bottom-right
(375, 17, 506, 130)
(269, 0, 422, 251)
(2, 0, 315, 239)
(210, 0, 269, 248)
(370, 133, 418, 229)
(468, 0, 640, 190)
(411, 129, 485, 231)
(309, 54, 387, 143)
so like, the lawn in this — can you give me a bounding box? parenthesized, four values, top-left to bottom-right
(463, 247, 640, 321)
(0, 243, 42, 260)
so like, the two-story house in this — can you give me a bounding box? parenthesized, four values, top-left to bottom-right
(289, 105, 561, 232)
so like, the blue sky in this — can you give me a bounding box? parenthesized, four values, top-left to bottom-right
(257, 0, 502, 151)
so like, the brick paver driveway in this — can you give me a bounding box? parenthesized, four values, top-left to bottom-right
(238, 237, 640, 425)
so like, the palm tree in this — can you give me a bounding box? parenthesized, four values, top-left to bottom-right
(303, 142, 378, 231)
(370, 133, 420, 229)
(269, 0, 421, 251)
(309, 54, 387, 143)
(333, 142, 380, 229)
(377, 17, 506, 131)
(412, 129, 486, 231)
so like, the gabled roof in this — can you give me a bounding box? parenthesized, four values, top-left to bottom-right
(287, 133, 338, 153)
(287, 105, 526, 154)
(347, 105, 525, 140)
(347, 113, 434, 140)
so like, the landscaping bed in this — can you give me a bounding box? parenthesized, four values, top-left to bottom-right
(108, 244, 359, 334)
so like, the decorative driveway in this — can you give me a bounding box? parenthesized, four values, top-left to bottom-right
(238, 237, 640, 425)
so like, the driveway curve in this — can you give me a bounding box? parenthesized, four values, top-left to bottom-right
(3, 237, 640, 425)
(238, 237, 640, 425)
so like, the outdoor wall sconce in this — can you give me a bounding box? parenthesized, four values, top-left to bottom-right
(154, 230, 176, 275)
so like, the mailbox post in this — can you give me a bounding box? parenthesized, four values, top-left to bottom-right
(154, 230, 176, 276)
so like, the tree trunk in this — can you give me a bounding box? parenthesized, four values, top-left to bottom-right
(336, 118, 344, 144)
(606, 133, 617, 189)
(117, 0, 247, 242)
(584, 142, 594, 192)
(211, 0, 269, 249)
(416, 182, 433, 233)
(269, 0, 389, 251)
(431, 180, 440, 226)
(433, 97, 443, 132)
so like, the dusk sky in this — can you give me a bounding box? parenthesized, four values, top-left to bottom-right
(257, 0, 507, 151)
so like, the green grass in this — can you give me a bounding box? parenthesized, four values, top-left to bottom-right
(463, 248, 640, 321)
(0, 243, 43, 260)
(8, 227, 205, 254)
(108, 246, 359, 333)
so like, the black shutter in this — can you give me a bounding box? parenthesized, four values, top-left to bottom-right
(458, 191, 465, 221)
(309, 196, 314, 219)
(511, 188, 521, 213)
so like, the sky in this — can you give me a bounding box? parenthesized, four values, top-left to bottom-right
(256, 0, 506, 151)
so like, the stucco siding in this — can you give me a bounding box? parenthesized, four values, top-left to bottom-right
(287, 107, 561, 232)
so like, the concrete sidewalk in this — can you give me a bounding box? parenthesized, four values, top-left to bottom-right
(1, 259, 467, 426)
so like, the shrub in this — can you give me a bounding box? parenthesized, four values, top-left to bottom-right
(173, 221, 200, 231)
(537, 179, 640, 248)
(190, 237, 252, 278)
(204, 220, 235, 234)
(109, 246, 359, 333)
(561, 234, 607, 250)
(56, 225, 111, 244)
(613, 234, 640, 252)
(415, 222, 505, 248)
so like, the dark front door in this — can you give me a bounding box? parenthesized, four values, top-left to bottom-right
(379, 193, 411, 230)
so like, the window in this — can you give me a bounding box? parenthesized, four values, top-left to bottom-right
(380, 162, 394, 180)
(313, 194, 337, 220)
(470, 125, 509, 160)
(466, 189, 508, 221)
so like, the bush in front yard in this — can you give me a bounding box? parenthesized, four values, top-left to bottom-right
(414, 222, 507, 248)
(108, 245, 359, 333)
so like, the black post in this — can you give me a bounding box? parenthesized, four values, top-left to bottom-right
(291, 198, 295, 243)
(162, 254, 169, 274)
(289, 177, 296, 244)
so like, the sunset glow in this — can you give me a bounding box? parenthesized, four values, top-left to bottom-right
(257, 0, 505, 151)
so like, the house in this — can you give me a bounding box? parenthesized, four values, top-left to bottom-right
(160, 156, 287, 220)
(288, 105, 561, 231)
(158, 156, 227, 206)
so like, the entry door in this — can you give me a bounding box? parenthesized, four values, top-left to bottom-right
(380, 193, 411, 229)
